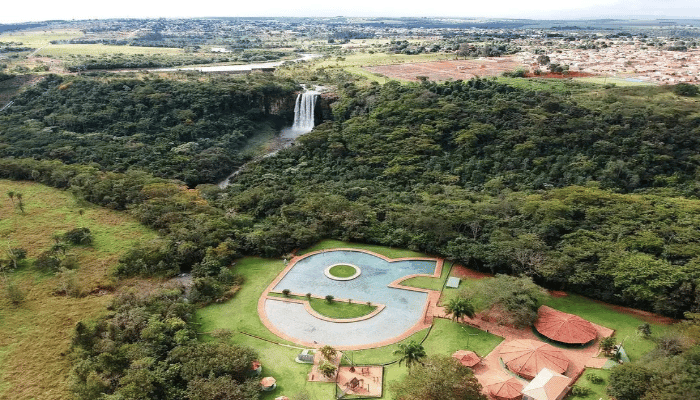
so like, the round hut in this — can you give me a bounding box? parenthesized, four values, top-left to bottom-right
(534, 306, 597, 345)
(499, 339, 569, 380)
(487, 377, 524, 400)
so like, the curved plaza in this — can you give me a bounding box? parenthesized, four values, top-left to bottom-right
(258, 249, 444, 349)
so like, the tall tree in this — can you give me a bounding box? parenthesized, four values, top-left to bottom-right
(393, 341, 426, 369)
(391, 355, 486, 400)
(445, 297, 476, 322)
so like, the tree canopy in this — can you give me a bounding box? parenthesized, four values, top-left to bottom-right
(391, 355, 486, 400)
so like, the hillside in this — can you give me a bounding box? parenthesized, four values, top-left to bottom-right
(0, 180, 156, 400)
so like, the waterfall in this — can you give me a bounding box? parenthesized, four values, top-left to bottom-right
(291, 91, 319, 132)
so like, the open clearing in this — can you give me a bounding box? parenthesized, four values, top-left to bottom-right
(0, 180, 156, 400)
(363, 56, 526, 81)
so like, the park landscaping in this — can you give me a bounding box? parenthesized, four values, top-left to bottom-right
(195, 239, 677, 400)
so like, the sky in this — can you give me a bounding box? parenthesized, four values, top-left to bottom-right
(1, 0, 699, 24)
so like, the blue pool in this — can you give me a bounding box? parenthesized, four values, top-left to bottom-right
(263, 250, 437, 347)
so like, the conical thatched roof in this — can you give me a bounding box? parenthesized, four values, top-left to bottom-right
(499, 339, 569, 380)
(487, 377, 524, 400)
(534, 306, 597, 345)
(452, 350, 480, 367)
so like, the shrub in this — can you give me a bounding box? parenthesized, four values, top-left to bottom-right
(282, 289, 291, 297)
(570, 385, 591, 397)
(4, 279, 26, 304)
(325, 295, 334, 304)
(673, 83, 699, 97)
(63, 227, 93, 245)
(586, 373, 604, 384)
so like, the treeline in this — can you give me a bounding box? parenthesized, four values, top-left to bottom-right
(71, 287, 261, 400)
(63, 50, 291, 72)
(0, 159, 235, 279)
(0, 73, 299, 185)
(211, 78, 700, 317)
(2, 78, 700, 317)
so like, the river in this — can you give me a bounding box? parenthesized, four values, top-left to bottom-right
(153, 53, 321, 73)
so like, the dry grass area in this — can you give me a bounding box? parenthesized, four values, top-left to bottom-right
(363, 56, 526, 81)
(0, 180, 156, 400)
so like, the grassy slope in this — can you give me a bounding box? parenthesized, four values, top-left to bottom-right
(0, 180, 156, 400)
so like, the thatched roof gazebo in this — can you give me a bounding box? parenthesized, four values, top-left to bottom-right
(499, 339, 569, 380)
(487, 378, 524, 400)
(452, 350, 481, 367)
(534, 306, 597, 345)
(260, 377, 277, 391)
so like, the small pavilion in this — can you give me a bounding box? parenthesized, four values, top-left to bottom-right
(452, 350, 481, 367)
(487, 377, 524, 400)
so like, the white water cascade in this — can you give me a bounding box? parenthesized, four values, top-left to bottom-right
(217, 88, 322, 189)
(291, 90, 319, 132)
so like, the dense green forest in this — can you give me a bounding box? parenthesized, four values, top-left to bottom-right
(71, 288, 262, 400)
(2, 69, 700, 400)
(63, 50, 291, 72)
(2, 77, 699, 317)
(0, 73, 299, 185)
(215, 78, 700, 317)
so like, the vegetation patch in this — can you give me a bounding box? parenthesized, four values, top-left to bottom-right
(309, 297, 375, 319)
(269, 292, 377, 319)
(0, 180, 155, 400)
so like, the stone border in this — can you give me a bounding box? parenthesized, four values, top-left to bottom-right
(324, 263, 361, 281)
(257, 248, 445, 350)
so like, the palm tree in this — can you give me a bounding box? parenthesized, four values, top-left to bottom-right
(393, 341, 426, 369)
(445, 297, 476, 322)
(320, 345, 337, 362)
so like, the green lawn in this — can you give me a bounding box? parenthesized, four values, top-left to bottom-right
(268, 293, 377, 319)
(328, 264, 357, 278)
(573, 368, 612, 400)
(400, 261, 452, 291)
(423, 319, 504, 358)
(310, 298, 375, 319)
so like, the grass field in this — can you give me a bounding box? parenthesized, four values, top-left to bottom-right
(0, 30, 83, 48)
(0, 180, 156, 400)
(400, 261, 452, 291)
(299, 239, 428, 259)
(36, 44, 183, 58)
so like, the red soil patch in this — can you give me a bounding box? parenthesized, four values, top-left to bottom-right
(523, 71, 596, 79)
(364, 57, 525, 81)
(549, 290, 568, 298)
(451, 264, 493, 280)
